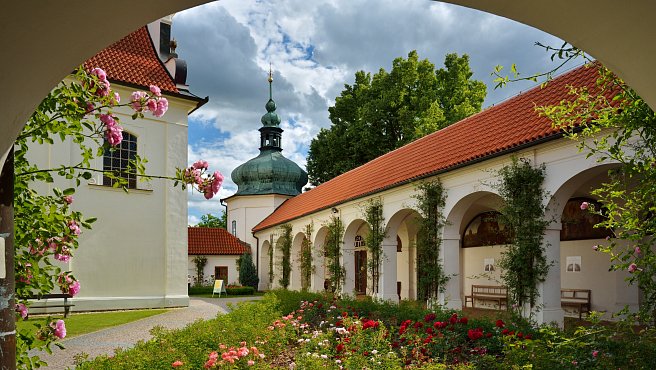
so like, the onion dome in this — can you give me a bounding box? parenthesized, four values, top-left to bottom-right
(231, 67, 308, 196)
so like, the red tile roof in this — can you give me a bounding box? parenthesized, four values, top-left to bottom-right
(84, 27, 178, 94)
(188, 227, 251, 255)
(254, 64, 603, 232)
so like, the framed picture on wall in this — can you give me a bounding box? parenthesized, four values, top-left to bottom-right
(484, 258, 495, 272)
(566, 256, 582, 272)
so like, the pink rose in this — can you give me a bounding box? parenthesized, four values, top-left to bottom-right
(16, 303, 28, 319)
(592, 350, 599, 358)
(629, 263, 638, 273)
(580, 201, 589, 210)
(90, 68, 107, 81)
(247, 360, 255, 366)
(130, 91, 148, 112)
(69, 280, 81, 296)
(635, 246, 641, 255)
(68, 220, 81, 236)
(172, 360, 184, 368)
(63, 195, 74, 205)
(51, 319, 66, 339)
(192, 160, 209, 170)
(592, 245, 599, 251)
(153, 98, 169, 117)
(146, 98, 158, 113)
(212, 171, 224, 193)
(150, 85, 162, 97)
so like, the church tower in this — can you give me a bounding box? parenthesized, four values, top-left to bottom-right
(224, 69, 308, 289)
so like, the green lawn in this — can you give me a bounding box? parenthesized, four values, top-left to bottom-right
(17, 309, 169, 339)
(189, 292, 265, 299)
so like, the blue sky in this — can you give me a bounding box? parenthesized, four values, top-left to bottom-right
(173, 0, 570, 225)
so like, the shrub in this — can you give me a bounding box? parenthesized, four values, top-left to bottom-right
(226, 286, 255, 295)
(187, 286, 213, 295)
(238, 252, 259, 290)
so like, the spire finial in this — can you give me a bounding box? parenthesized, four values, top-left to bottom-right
(268, 63, 273, 100)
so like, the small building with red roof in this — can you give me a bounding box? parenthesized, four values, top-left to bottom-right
(187, 227, 251, 286)
(226, 63, 639, 327)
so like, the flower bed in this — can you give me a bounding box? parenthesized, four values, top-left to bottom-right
(77, 291, 656, 369)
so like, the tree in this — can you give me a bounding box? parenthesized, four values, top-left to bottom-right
(238, 252, 259, 290)
(196, 212, 226, 229)
(306, 51, 486, 185)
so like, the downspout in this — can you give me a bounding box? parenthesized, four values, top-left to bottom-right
(220, 199, 228, 230)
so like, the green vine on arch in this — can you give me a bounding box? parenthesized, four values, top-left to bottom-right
(413, 180, 449, 302)
(364, 198, 385, 294)
(324, 216, 345, 294)
(496, 157, 549, 308)
(268, 235, 274, 287)
(278, 223, 293, 289)
(300, 223, 314, 291)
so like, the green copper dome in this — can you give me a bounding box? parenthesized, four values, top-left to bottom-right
(231, 68, 308, 196)
(232, 150, 308, 196)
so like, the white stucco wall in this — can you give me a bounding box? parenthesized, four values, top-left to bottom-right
(251, 133, 640, 324)
(26, 83, 196, 311)
(188, 255, 241, 286)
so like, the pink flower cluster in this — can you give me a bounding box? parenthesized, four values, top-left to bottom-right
(90, 68, 111, 97)
(57, 272, 81, 297)
(100, 113, 123, 146)
(63, 195, 74, 205)
(205, 342, 261, 368)
(183, 160, 224, 200)
(68, 220, 81, 236)
(130, 86, 168, 117)
(51, 319, 66, 339)
(15, 303, 28, 319)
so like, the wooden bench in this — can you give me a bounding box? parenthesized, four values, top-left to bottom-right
(465, 285, 508, 309)
(561, 289, 591, 319)
(23, 293, 74, 318)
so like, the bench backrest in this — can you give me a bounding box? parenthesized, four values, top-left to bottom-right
(471, 285, 507, 295)
(561, 289, 591, 301)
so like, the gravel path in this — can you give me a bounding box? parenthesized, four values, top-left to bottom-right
(30, 296, 262, 369)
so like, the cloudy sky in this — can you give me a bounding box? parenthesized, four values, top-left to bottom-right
(172, 0, 570, 225)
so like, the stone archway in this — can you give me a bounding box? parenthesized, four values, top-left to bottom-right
(259, 239, 272, 291)
(343, 218, 368, 296)
(290, 231, 306, 291)
(384, 208, 423, 302)
(443, 190, 503, 309)
(312, 226, 329, 292)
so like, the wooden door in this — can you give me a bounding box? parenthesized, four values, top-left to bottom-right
(355, 250, 367, 295)
(214, 266, 228, 284)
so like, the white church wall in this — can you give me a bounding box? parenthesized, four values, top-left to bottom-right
(25, 83, 194, 311)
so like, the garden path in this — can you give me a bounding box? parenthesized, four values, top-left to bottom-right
(30, 296, 262, 369)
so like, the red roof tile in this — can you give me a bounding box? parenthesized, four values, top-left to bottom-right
(254, 64, 603, 232)
(84, 27, 178, 94)
(188, 227, 250, 255)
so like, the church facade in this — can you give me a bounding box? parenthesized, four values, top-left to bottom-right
(228, 64, 639, 327)
(27, 18, 205, 312)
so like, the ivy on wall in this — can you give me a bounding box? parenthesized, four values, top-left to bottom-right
(496, 157, 549, 308)
(325, 216, 345, 293)
(364, 198, 385, 294)
(192, 255, 208, 287)
(278, 223, 293, 289)
(268, 235, 274, 286)
(300, 223, 314, 291)
(414, 180, 449, 302)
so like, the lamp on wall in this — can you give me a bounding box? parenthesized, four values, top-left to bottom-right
(331, 207, 339, 214)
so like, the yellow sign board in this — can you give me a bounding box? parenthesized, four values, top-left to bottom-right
(212, 279, 227, 297)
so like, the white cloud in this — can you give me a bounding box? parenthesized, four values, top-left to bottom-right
(176, 0, 567, 219)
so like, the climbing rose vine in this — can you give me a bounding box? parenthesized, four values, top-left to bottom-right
(13, 66, 222, 369)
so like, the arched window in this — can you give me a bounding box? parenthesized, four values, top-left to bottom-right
(462, 211, 512, 248)
(354, 235, 366, 248)
(103, 132, 137, 189)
